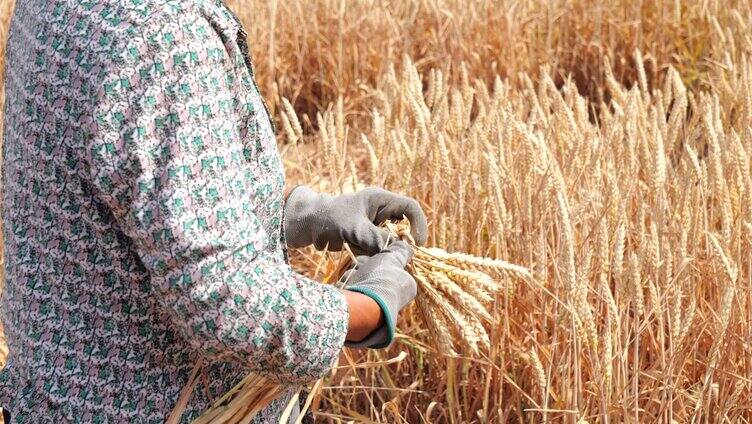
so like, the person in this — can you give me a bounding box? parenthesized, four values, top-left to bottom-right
(0, 0, 427, 422)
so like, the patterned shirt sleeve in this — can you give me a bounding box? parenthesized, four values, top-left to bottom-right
(85, 5, 348, 383)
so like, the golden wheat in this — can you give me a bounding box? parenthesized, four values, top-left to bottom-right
(278, 51, 752, 421)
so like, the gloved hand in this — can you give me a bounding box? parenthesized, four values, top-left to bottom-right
(343, 240, 417, 349)
(283, 186, 428, 255)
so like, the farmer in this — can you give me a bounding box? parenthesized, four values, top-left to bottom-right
(0, 0, 427, 422)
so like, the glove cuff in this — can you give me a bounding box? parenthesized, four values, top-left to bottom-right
(344, 287, 396, 349)
(283, 185, 322, 249)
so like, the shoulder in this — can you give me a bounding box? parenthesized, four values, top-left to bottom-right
(110, 1, 235, 49)
(55, 0, 231, 29)
(45, 1, 238, 58)
(83, 0, 240, 88)
(10, 0, 236, 52)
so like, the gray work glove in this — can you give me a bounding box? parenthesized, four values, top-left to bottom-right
(283, 186, 428, 255)
(343, 240, 417, 349)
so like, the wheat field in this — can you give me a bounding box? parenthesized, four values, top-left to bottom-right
(3, 1, 752, 422)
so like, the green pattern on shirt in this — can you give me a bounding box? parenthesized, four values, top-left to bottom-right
(0, 0, 348, 422)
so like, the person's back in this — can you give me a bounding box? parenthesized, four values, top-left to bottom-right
(0, 0, 341, 421)
(1, 0, 429, 421)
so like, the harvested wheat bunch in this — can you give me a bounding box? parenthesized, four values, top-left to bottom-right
(383, 220, 533, 356)
(169, 219, 531, 423)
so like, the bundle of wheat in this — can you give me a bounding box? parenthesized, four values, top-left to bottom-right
(168, 220, 532, 423)
(384, 221, 534, 356)
(166, 368, 284, 424)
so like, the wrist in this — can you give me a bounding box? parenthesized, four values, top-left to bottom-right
(343, 287, 395, 349)
(284, 184, 300, 201)
(342, 289, 385, 343)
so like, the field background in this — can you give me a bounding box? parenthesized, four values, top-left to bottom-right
(3, 0, 752, 422)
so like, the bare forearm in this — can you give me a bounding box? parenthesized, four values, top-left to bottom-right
(341, 289, 385, 342)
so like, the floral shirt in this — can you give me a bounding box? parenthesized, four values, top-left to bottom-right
(0, 0, 348, 422)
